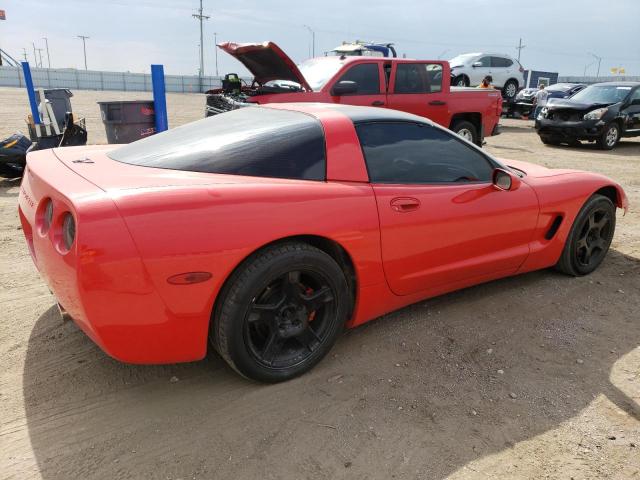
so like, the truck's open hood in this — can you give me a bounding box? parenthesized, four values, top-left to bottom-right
(217, 41, 312, 92)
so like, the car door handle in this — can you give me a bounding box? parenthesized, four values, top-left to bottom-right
(371, 100, 385, 106)
(429, 100, 447, 106)
(390, 197, 421, 212)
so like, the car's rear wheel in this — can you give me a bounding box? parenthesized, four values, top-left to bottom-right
(597, 123, 620, 150)
(556, 194, 616, 276)
(211, 242, 349, 382)
(451, 120, 479, 145)
(502, 80, 518, 99)
(453, 75, 469, 87)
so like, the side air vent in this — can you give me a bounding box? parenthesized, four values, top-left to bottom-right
(545, 215, 563, 240)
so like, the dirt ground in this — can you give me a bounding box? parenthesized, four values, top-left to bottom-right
(0, 86, 639, 480)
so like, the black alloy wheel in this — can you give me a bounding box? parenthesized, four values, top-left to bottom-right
(212, 242, 349, 382)
(556, 194, 616, 276)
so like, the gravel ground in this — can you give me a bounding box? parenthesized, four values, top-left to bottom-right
(0, 86, 639, 480)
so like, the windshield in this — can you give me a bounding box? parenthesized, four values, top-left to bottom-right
(448, 54, 478, 66)
(297, 58, 346, 91)
(571, 85, 631, 104)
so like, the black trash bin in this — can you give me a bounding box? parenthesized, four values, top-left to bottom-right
(97, 100, 156, 144)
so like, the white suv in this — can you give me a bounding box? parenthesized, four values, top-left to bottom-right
(449, 53, 525, 99)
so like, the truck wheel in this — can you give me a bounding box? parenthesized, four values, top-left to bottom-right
(555, 194, 616, 276)
(451, 120, 478, 145)
(453, 75, 469, 87)
(502, 80, 518, 99)
(597, 123, 620, 150)
(211, 242, 349, 383)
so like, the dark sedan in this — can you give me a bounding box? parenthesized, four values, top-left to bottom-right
(535, 82, 640, 149)
(511, 83, 586, 117)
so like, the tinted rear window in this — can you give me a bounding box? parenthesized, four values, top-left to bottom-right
(108, 107, 326, 181)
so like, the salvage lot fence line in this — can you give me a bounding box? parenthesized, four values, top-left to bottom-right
(0, 66, 251, 93)
(1, 66, 638, 92)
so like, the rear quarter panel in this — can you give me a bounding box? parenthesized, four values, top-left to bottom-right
(449, 88, 503, 135)
(112, 180, 383, 358)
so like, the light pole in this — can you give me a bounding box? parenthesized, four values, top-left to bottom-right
(192, 0, 210, 91)
(77, 35, 89, 70)
(516, 38, 526, 62)
(36, 48, 43, 68)
(32, 42, 37, 66)
(42, 37, 51, 68)
(303, 25, 315, 58)
(589, 52, 602, 78)
(214, 32, 219, 77)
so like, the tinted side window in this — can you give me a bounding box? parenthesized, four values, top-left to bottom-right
(491, 56, 512, 68)
(336, 64, 380, 94)
(394, 63, 443, 94)
(629, 88, 640, 103)
(355, 122, 494, 184)
(477, 56, 491, 67)
(109, 108, 326, 180)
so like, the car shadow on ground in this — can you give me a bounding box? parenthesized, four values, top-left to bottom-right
(543, 140, 640, 157)
(22, 250, 640, 479)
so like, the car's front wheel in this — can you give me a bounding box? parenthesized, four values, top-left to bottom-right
(211, 242, 349, 382)
(597, 123, 620, 150)
(556, 194, 616, 276)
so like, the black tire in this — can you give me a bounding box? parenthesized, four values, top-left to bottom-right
(596, 123, 620, 150)
(502, 79, 518, 99)
(451, 120, 479, 145)
(211, 242, 349, 382)
(555, 194, 616, 276)
(453, 75, 469, 87)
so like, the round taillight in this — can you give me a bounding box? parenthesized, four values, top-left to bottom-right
(43, 199, 54, 232)
(62, 213, 75, 250)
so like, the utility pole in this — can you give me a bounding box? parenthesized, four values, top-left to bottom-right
(22, 48, 28, 62)
(515, 38, 526, 62)
(77, 35, 89, 70)
(303, 25, 315, 58)
(214, 32, 219, 77)
(192, 0, 209, 91)
(589, 52, 602, 78)
(32, 42, 37, 66)
(42, 37, 51, 68)
(437, 49, 450, 60)
(36, 48, 43, 68)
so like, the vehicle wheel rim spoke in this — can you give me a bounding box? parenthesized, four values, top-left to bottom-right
(244, 269, 337, 369)
(300, 285, 334, 311)
(576, 209, 611, 267)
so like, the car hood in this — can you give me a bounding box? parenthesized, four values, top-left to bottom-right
(217, 41, 312, 91)
(501, 159, 578, 178)
(546, 98, 615, 110)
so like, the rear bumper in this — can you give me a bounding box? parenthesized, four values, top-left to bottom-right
(535, 118, 605, 140)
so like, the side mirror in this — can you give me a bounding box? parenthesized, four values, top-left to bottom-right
(631, 98, 640, 106)
(493, 168, 520, 191)
(472, 61, 483, 68)
(331, 80, 358, 96)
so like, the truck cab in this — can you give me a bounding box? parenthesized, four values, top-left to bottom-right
(206, 42, 502, 146)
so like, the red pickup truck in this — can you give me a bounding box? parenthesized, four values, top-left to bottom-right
(206, 42, 503, 146)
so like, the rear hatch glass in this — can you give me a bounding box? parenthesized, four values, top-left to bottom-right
(108, 107, 326, 181)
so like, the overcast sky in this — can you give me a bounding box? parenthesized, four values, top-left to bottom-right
(1, 0, 638, 77)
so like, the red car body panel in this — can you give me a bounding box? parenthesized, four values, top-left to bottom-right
(18, 103, 628, 364)
(215, 42, 503, 138)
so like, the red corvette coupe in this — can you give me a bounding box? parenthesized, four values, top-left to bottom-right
(18, 103, 627, 382)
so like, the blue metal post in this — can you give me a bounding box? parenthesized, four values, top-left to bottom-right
(151, 64, 168, 133)
(22, 62, 41, 124)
